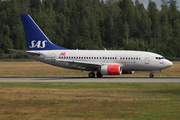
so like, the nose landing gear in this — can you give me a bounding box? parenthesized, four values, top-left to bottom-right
(150, 73, 154, 78)
(150, 70, 161, 78)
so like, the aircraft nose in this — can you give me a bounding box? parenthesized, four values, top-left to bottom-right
(166, 60, 173, 67)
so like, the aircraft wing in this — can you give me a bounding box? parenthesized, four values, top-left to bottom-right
(55, 59, 103, 67)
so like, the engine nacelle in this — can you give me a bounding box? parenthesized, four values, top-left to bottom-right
(122, 71, 134, 74)
(101, 65, 122, 75)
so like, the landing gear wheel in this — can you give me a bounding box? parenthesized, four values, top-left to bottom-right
(96, 72, 103, 78)
(150, 73, 154, 78)
(88, 72, 95, 78)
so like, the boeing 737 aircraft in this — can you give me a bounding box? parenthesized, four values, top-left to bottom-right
(10, 14, 173, 78)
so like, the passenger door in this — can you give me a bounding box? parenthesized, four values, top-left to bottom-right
(145, 55, 150, 64)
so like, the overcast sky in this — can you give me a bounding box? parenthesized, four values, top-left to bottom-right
(132, 0, 180, 11)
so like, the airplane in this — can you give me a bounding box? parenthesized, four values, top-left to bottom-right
(10, 14, 173, 78)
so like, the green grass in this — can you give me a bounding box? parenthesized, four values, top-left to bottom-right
(0, 82, 180, 89)
(0, 83, 180, 120)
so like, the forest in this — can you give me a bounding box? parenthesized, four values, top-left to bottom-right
(0, 0, 180, 58)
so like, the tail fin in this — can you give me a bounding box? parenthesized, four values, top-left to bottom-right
(21, 14, 69, 51)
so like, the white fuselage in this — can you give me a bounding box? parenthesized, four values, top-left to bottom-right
(26, 50, 173, 72)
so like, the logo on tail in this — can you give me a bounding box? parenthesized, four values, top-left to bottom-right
(29, 40, 47, 48)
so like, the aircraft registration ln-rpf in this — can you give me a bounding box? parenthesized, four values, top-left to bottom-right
(10, 14, 173, 78)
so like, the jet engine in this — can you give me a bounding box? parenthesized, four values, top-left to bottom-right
(122, 71, 134, 74)
(101, 65, 122, 75)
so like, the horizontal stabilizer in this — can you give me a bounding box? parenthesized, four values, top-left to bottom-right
(8, 49, 41, 55)
(8, 49, 27, 54)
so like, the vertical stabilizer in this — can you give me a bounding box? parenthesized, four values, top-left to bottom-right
(21, 14, 69, 51)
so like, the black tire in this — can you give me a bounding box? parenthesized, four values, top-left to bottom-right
(96, 72, 103, 78)
(150, 74, 154, 78)
(89, 72, 95, 78)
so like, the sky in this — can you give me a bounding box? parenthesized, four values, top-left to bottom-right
(132, 0, 180, 11)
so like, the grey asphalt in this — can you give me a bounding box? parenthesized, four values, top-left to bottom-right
(0, 77, 179, 83)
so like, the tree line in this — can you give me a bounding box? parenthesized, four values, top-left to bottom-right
(0, 0, 180, 57)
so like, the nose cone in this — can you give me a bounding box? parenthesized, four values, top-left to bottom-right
(166, 60, 173, 68)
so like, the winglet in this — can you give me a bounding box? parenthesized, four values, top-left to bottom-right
(21, 14, 69, 51)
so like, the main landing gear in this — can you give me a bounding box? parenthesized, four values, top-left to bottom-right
(88, 72, 95, 78)
(88, 72, 103, 78)
(96, 72, 103, 78)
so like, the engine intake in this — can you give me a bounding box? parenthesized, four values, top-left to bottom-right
(101, 65, 122, 75)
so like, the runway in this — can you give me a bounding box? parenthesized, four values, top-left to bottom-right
(0, 77, 179, 83)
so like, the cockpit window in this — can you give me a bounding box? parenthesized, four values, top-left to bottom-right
(156, 57, 165, 60)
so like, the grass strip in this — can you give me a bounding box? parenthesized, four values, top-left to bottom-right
(0, 62, 180, 77)
(0, 83, 180, 120)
